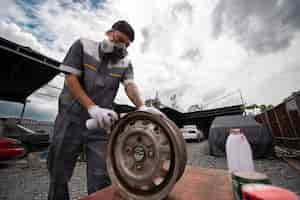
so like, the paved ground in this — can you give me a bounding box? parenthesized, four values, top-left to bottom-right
(0, 141, 299, 200)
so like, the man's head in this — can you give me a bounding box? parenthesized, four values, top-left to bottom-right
(101, 20, 134, 63)
(106, 20, 135, 47)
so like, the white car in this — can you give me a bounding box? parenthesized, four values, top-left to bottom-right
(180, 125, 204, 142)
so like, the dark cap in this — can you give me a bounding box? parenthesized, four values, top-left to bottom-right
(111, 20, 135, 42)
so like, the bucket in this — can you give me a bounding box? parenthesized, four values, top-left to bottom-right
(231, 171, 271, 200)
(242, 184, 298, 200)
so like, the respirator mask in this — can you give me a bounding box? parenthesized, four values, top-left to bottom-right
(101, 37, 128, 63)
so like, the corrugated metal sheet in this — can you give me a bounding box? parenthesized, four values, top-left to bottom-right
(255, 92, 300, 150)
(0, 37, 61, 103)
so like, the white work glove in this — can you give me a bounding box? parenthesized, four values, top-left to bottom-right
(138, 105, 166, 118)
(86, 105, 118, 131)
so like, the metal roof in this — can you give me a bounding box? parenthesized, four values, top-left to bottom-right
(0, 37, 61, 103)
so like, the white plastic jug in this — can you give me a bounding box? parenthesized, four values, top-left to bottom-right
(226, 128, 254, 173)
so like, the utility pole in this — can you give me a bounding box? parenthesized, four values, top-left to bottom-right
(238, 89, 247, 116)
(238, 89, 245, 106)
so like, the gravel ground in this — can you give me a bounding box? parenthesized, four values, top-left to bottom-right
(187, 141, 300, 196)
(0, 141, 299, 200)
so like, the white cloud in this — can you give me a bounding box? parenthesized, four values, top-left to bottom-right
(0, 21, 45, 52)
(0, 0, 299, 119)
(225, 33, 300, 106)
(0, 0, 29, 23)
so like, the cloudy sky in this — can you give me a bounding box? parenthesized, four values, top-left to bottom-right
(0, 0, 299, 120)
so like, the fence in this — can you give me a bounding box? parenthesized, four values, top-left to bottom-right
(255, 92, 300, 150)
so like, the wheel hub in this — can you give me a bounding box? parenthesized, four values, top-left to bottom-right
(133, 145, 145, 162)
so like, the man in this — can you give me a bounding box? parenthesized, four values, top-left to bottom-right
(48, 20, 163, 200)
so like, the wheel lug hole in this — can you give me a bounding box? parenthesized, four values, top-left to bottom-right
(148, 151, 154, 158)
(136, 164, 142, 170)
(137, 136, 142, 143)
(126, 147, 131, 155)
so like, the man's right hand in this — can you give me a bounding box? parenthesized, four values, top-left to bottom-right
(87, 105, 118, 130)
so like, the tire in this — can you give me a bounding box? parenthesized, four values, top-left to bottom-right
(107, 111, 187, 200)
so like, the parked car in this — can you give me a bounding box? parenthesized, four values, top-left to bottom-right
(1, 118, 50, 153)
(0, 137, 25, 160)
(180, 125, 204, 142)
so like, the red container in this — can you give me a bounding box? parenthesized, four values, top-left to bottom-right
(242, 184, 298, 200)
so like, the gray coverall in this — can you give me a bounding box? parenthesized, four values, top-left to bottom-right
(47, 38, 134, 200)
